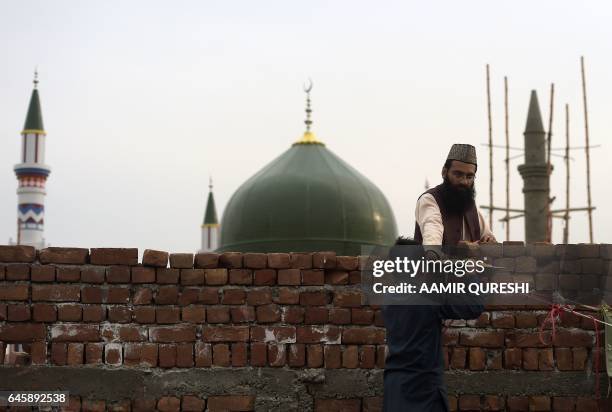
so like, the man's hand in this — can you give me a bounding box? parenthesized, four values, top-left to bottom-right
(479, 234, 497, 244)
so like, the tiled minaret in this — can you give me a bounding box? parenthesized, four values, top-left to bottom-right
(13, 71, 51, 249)
(200, 177, 220, 252)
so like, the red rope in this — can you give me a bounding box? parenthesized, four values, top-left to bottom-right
(539, 304, 564, 345)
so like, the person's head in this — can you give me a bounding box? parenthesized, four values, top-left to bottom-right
(440, 144, 478, 213)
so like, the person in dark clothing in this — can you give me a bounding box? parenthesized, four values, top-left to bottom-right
(381, 237, 485, 412)
(382, 144, 496, 411)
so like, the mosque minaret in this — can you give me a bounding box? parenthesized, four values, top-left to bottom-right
(12, 71, 51, 249)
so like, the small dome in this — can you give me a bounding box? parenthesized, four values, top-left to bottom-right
(218, 133, 397, 255)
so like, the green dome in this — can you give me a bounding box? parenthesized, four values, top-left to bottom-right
(218, 136, 397, 255)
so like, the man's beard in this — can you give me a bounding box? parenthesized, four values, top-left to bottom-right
(440, 176, 476, 214)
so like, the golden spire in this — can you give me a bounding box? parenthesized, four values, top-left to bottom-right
(294, 78, 324, 146)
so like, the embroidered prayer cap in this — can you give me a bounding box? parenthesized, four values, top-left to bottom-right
(446, 143, 477, 166)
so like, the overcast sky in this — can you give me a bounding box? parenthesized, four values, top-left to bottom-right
(0, 1, 610, 253)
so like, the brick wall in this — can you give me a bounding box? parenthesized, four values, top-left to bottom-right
(0, 243, 610, 412)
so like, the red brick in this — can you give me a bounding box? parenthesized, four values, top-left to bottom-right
(313, 251, 336, 269)
(307, 344, 324, 367)
(305, 307, 328, 324)
(460, 331, 505, 347)
(325, 270, 349, 285)
(204, 268, 228, 285)
(491, 312, 515, 328)
(56, 266, 81, 282)
(342, 327, 385, 344)
(268, 253, 291, 269)
(555, 347, 573, 371)
(159, 344, 177, 367)
(207, 395, 254, 412)
(8, 304, 31, 321)
(179, 289, 200, 306)
(181, 269, 205, 285)
(315, 399, 360, 412)
(0, 283, 29, 300)
(333, 290, 363, 307)
(375, 344, 386, 367)
(572, 348, 587, 370)
(169, 253, 193, 269)
(212, 343, 230, 366)
(288, 343, 305, 367)
(300, 291, 329, 306)
(133, 306, 156, 323)
(81, 266, 105, 283)
(231, 342, 248, 367)
(219, 252, 243, 268)
(106, 266, 131, 283)
(351, 308, 374, 325)
(156, 306, 180, 323)
(58, 304, 82, 321)
(324, 345, 342, 368)
(231, 306, 255, 323)
(107, 287, 130, 304)
(194, 342, 212, 367)
(504, 348, 522, 369)
(250, 342, 267, 366)
(132, 399, 157, 412)
(222, 288, 246, 304)
(202, 325, 249, 342)
(282, 306, 304, 324)
(132, 266, 156, 283)
(51, 342, 67, 365)
(0, 322, 45, 342)
(181, 395, 205, 412)
(359, 345, 376, 368)
(515, 312, 538, 328)
(507, 396, 528, 412)
(342, 345, 359, 368)
(142, 249, 168, 267)
(275, 287, 300, 304)
(459, 395, 481, 411)
(278, 269, 301, 285)
(529, 396, 550, 411)
(268, 342, 286, 366)
(32, 284, 80, 302)
(6, 263, 29, 280)
(176, 342, 194, 367)
(302, 269, 325, 285)
(552, 397, 576, 412)
(157, 268, 179, 284)
(256, 304, 281, 323)
(194, 253, 219, 268)
(150, 325, 196, 342)
(243, 253, 267, 269)
(198, 287, 219, 304)
(297, 325, 341, 344)
(253, 269, 276, 285)
(229, 269, 252, 285)
(182, 306, 206, 323)
(85, 342, 104, 364)
(469, 347, 485, 370)
(363, 397, 383, 412)
(67, 342, 84, 365)
(0, 245, 36, 262)
(207, 306, 230, 323)
(523, 348, 539, 370)
(132, 287, 152, 305)
(157, 396, 180, 412)
(290, 252, 312, 269)
(576, 398, 598, 412)
(250, 325, 296, 343)
(108, 306, 132, 323)
(90, 248, 137, 265)
(31, 265, 56, 282)
(450, 347, 467, 369)
(50, 324, 100, 342)
(539, 348, 554, 370)
(30, 341, 47, 364)
(247, 288, 272, 305)
(553, 329, 593, 347)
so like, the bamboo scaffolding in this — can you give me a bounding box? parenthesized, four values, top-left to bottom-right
(546, 84, 554, 243)
(486, 64, 494, 230)
(580, 56, 594, 242)
(504, 76, 510, 241)
(563, 104, 570, 244)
